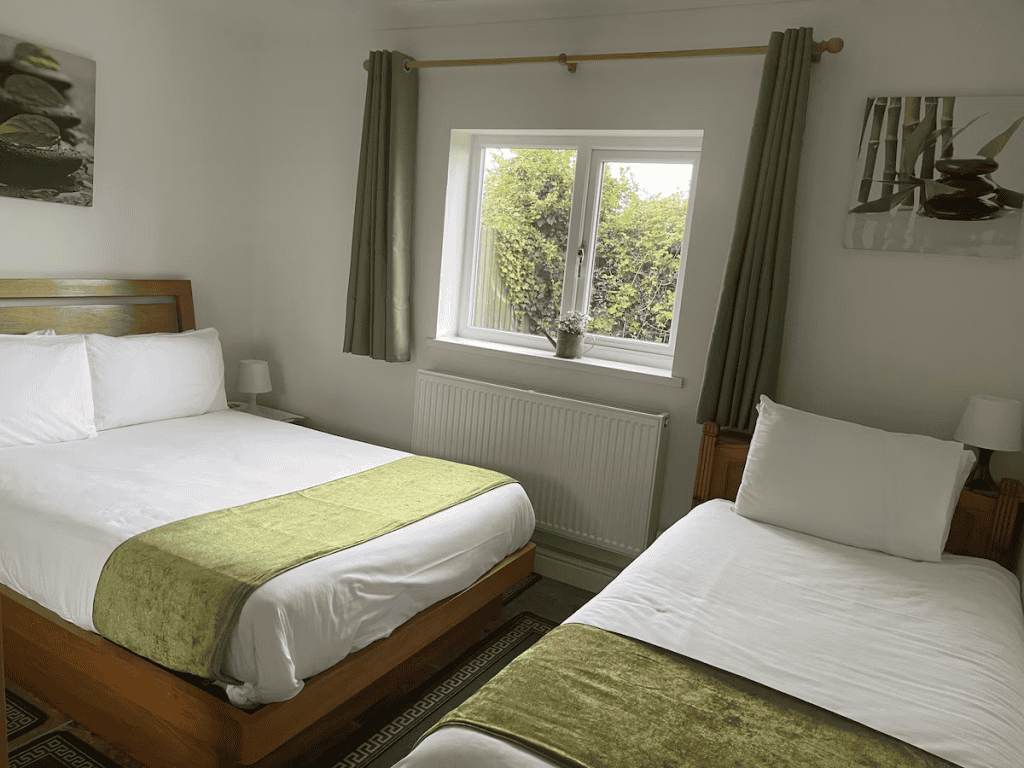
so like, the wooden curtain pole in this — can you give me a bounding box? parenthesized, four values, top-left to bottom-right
(363, 37, 843, 73)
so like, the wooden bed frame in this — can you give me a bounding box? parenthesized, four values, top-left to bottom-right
(0, 278, 536, 767)
(693, 422, 1024, 574)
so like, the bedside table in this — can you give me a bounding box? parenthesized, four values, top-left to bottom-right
(229, 402, 304, 425)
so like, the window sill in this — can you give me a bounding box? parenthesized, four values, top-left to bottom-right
(427, 336, 683, 388)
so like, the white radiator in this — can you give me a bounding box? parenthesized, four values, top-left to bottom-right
(412, 371, 668, 558)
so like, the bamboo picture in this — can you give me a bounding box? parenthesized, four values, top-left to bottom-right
(882, 98, 901, 198)
(919, 96, 938, 190)
(899, 96, 920, 208)
(845, 94, 1024, 258)
(857, 98, 887, 204)
(940, 97, 956, 158)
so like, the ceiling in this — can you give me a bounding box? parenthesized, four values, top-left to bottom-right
(201, 0, 850, 34)
(349, 0, 837, 29)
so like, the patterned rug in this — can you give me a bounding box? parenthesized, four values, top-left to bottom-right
(5, 689, 46, 742)
(9, 732, 127, 768)
(5, 683, 137, 768)
(321, 611, 557, 767)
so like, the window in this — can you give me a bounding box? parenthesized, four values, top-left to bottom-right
(439, 130, 702, 371)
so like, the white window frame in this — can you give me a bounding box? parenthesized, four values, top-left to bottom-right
(440, 129, 702, 372)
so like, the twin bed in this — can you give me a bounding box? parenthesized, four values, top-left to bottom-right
(3, 278, 1024, 768)
(393, 404, 1024, 766)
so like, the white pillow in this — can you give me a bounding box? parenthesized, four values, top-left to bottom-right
(0, 334, 97, 447)
(734, 395, 969, 562)
(0, 328, 57, 336)
(86, 328, 229, 430)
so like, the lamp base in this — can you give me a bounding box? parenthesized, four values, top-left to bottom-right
(964, 447, 999, 497)
(245, 393, 261, 415)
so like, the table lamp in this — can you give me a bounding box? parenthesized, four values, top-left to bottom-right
(954, 394, 1022, 495)
(237, 359, 272, 415)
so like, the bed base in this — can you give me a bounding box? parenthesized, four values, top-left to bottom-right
(693, 422, 1024, 574)
(1, 542, 535, 767)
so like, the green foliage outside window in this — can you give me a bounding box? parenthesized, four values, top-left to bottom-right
(480, 148, 688, 344)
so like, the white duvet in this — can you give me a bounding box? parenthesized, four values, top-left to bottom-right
(397, 500, 1024, 768)
(0, 410, 535, 707)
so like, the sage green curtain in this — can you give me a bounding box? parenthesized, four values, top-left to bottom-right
(345, 51, 418, 362)
(695, 28, 813, 432)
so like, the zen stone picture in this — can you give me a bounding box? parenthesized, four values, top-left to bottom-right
(0, 34, 95, 206)
(844, 95, 1024, 258)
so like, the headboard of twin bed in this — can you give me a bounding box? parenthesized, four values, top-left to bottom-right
(0, 278, 195, 336)
(693, 422, 1024, 574)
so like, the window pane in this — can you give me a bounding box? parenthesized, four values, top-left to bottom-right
(588, 161, 692, 344)
(472, 147, 576, 337)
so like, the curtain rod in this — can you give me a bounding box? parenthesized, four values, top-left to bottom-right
(363, 37, 843, 73)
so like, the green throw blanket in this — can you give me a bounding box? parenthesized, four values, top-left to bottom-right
(93, 455, 513, 683)
(427, 623, 960, 768)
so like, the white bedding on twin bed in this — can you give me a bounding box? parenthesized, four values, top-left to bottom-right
(396, 500, 1024, 768)
(0, 409, 535, 707)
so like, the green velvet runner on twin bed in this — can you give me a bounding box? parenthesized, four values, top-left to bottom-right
(426, 623, 959, 768)
(92, 455, 513, 684)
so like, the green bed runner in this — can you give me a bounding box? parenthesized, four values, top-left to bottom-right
(427, 623, 960, 768)
(92, 455, 513, 684)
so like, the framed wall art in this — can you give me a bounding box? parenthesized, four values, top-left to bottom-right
(0, 35, 95, 206)
(844, 95, 1023, 258)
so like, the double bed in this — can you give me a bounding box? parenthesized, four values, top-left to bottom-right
(395, 404, 1024, 768)
(0, 278, 537, 767)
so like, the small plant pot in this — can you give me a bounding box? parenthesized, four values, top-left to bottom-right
(554, 331, 585, 359)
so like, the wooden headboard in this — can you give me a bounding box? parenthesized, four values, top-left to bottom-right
(693, 422, 1024, 574)
(0, 278, 195, 336)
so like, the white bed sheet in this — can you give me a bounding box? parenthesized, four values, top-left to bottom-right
(0, 410, 535, 707)
(396, 500, 1024, 768)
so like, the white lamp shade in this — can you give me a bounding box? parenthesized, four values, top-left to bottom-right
(237, 359, 272, 395)
(954, 395, 1022, 452)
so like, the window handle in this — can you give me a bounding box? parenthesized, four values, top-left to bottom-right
(577, 245, 585, 279)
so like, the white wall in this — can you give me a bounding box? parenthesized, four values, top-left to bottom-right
(246, 2, 398, 429)
(778, 0, 1024, 490)
(251, 0, 1024, 535)
(1, 0, 262, 366)
(6, 0, 1024, 538)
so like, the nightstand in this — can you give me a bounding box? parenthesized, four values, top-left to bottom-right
(228, 402, 304, 425)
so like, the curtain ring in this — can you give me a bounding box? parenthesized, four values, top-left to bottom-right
(403, 59, 412, 72)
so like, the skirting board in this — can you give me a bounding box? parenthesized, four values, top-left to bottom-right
(533, 544, 620, 594)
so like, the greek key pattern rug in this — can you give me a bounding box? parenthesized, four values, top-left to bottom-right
(327, 611, 558, 768)
(9, 731, 126, 768)
(5, 688, 47, 742)
(6, 681, 140, 768)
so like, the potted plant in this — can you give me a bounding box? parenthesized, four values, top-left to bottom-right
(540, 310, 591, 359)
